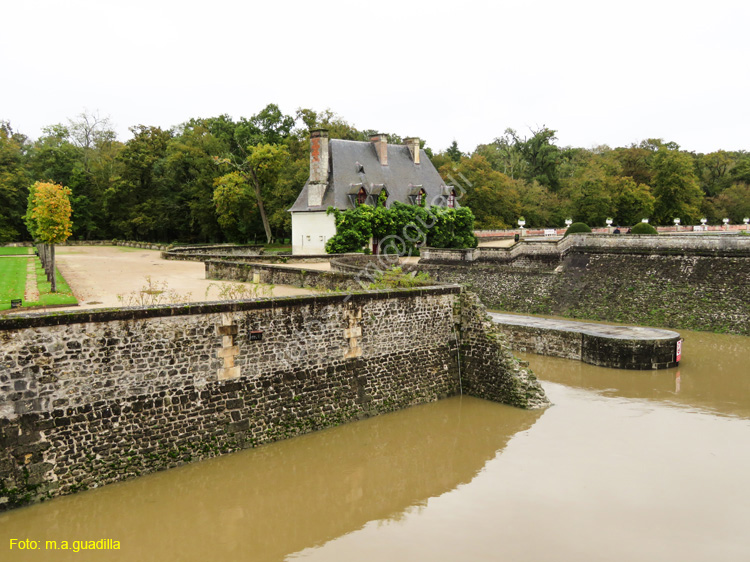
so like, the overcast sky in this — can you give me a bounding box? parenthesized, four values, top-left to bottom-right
(2, 0, 748, 154)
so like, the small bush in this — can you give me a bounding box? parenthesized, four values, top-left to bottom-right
(368, 266, 433, 289)
(563, 222, 592, 236)
(630, 222, 658, 234)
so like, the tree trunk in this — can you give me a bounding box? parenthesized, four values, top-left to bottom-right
(248, 169, 273, 244)
(49, 244, 57, 293)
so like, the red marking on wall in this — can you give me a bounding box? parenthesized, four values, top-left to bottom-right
(311, 138, 320, 162)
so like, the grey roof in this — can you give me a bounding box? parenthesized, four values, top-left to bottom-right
(289, 139, 454, 213)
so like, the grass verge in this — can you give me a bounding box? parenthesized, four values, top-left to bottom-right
(0, 257, 29, 310)
(30, 259, 78, 307)
(0, 247, 31, 255)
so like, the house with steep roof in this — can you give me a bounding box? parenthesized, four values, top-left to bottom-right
(289, 130, 457, 254)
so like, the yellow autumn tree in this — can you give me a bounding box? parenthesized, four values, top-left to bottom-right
(26, 181, 73, 292)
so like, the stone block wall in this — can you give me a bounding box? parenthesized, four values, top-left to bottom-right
(492, 323, 680, 369)
(205, 260, 365, 292)
(420, 248, 750, 335)
(0, 288, 547, 510)
(457, 293, 548, 409)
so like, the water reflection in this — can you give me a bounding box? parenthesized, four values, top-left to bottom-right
(516, 329, 750, 419)
(0, 396, 543, 562)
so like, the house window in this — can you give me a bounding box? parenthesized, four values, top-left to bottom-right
(447, 189, 456, 208)
(357, 187, 367, 205)
(415, 188, 426, 206)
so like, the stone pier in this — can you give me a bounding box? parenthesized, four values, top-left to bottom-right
(489, 313, 681, 370)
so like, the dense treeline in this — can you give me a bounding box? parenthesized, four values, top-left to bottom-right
(1, 107, 749, 244)
(437, 130, 750, 229)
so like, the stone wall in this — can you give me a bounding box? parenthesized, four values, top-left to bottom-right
(205, 260, 366, 292)
(422, 244, 750, 335)
(0, 288, 546, 510)
(457, 294, 548, 409)
(491, 321, 680, 370)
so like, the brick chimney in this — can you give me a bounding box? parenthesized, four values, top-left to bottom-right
(370, 133, 388, 166)
(308, 129, 329, 207)
(405, 137, 420, 164)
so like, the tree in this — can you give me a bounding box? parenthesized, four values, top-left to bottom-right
(700, 150, 734, 196)
(509, 127, 562, 190)
(475, 130, 528, 179)
(25, 181, 73, 291)
(212, 172, 254, 242)
(611, 176, 655, 226)
(710, 182, 750, 224)
(110, 125, 173, 240)
(166, 121, 227, 242)
(438, 154, 521, 229)
(445, 140, 462, 163)
(651, 146, 703, 225)
(214, 143, 289, 243)
(0, 122, 31, 241)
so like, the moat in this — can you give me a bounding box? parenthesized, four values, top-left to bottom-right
(1, 329, 748, 561)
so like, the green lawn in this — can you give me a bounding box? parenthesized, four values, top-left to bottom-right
(0, 255, 78, 310)
(0, 247, 31, 255)
(263, 244, 292, 255)
(0, 257, 29, 310)
(31, 259, 77, 307)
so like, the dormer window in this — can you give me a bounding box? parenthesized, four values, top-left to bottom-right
(447, 189, 456, 208)
(347, 183, 367, 207)
(416, 188, 426, 206)
(355, 161, 365, 174)
(368, 184, 388, 207)
(408, 184, 425, 206)
(441, 186, 457, 208)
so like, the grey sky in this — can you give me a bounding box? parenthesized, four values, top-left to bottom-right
(2, 0, 748, 154)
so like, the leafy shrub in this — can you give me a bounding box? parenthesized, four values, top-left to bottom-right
(563, 222, 591, 236)
(368, 266, 433, 289)
(325, 203, 477, 254)
(630, 222, 658, 234)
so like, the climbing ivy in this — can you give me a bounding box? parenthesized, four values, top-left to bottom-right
(325, 202, 477, 254)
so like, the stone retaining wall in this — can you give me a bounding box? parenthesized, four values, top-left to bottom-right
(205, 261, 366, 292)
(422, 247, 750, 335)
(0, 288, 546, 510)
(492, 323, 680, 369)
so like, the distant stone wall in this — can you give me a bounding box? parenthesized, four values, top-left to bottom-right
(421, 241, 750, 335)
(205, 260, 365, 292)
(3, 240, 171, 251)
(163, 245, 265, 260)
(0, 288, 546, 510)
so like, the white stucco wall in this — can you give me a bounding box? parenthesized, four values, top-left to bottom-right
(291, 212, 337, 255)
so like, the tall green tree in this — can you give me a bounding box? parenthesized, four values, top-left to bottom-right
(445, 140, 462, 163)
(0, 122, 31, 241)
(651, 146, 703, 225)
(110, 125, 174, 240)
(439, 154, 521, 229)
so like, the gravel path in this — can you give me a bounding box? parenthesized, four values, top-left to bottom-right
(49, 246, 315, 311)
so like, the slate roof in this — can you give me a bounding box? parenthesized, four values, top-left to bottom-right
(289, 139, 452, 213)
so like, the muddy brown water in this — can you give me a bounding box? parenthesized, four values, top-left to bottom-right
(1, 330, 749, 561)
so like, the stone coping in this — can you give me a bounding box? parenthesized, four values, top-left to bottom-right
(0, 285, 462, 331)
(488, 313, 680, 341)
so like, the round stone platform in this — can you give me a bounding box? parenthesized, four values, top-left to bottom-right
(489, 313, 682, 370)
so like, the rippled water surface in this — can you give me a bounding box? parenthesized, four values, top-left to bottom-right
(2, 330, 749, 561)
